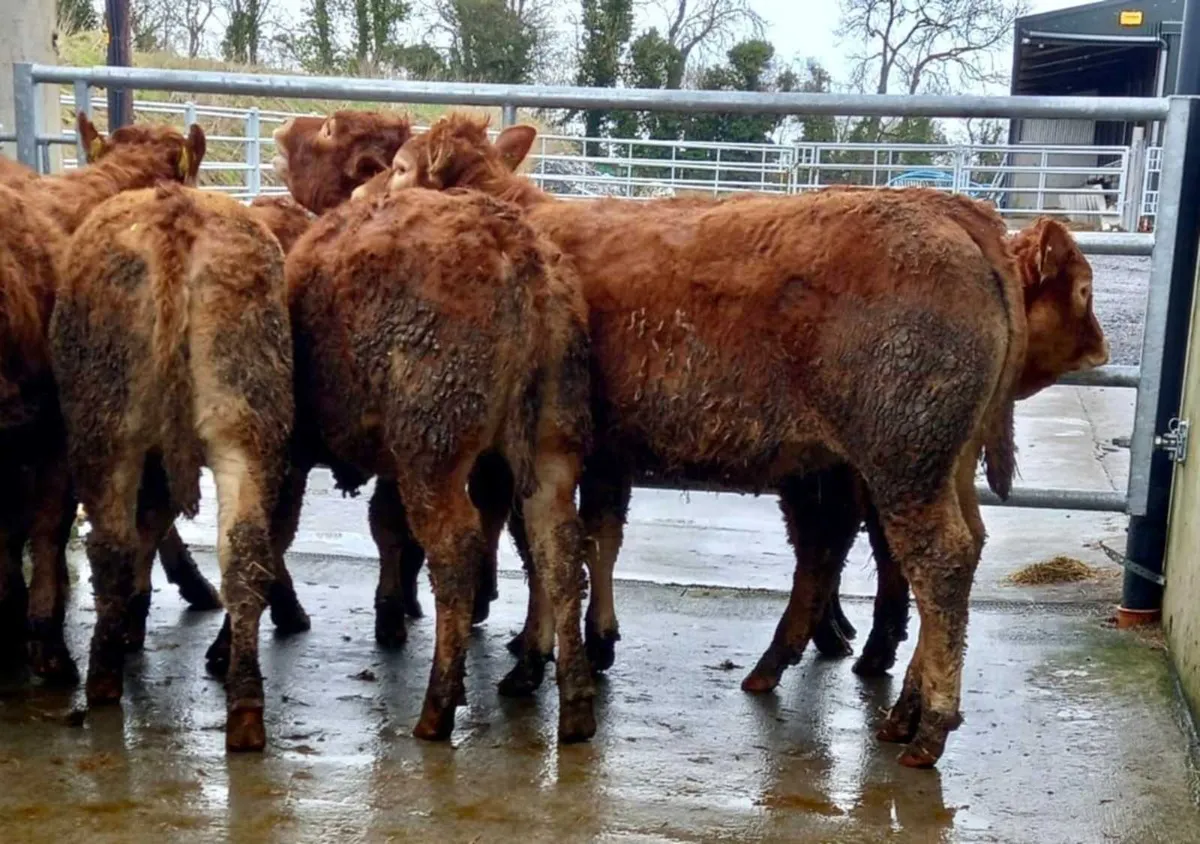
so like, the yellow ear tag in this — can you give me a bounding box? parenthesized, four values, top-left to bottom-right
(178, 147, 191, 179)
(87, 137, 103, 162)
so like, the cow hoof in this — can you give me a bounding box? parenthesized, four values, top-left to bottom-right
(876, 712, 920, 745)
(205, 633, 231, 678)
(402, 593, 424, 620)
(852, 643, 898, 677)
(178, 578, 222, 612)
(85, 672, 123, 706)
(498, 653, 546, 698)
(374, 597, 408, 649)
(226, 707, 266, 752)
(28, 641, 79, 687)
(585, 629, 618, 674)
(741, 668, 781, 694)
(898, 744, 940, 769)
(812, 624, 854, 659)
(413, 702, 456, 741)
(558, 698, 596, 744)
(268, 593, 311, 636)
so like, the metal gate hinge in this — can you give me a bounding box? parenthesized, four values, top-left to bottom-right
(1155, 417, 1189, 464)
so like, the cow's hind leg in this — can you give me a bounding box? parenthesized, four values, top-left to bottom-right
(406, 471, 484, 741)
(156, 524, 222, 611)
(370, 479, 424, 646)
(81, 455, 142, 705)
(126, 456, 178, 653)
(500, 499, 555, 695)
(579, 465, 630, 674)
(206, 463, 308, 678)
(26, 453, 78, 684)
(875, 462, 982, 769)
(517, 449, 595, 743)
(0, 526, 28, 668)
(853, 506, 911, 677)
(811, 575, 856, 659)
(209, 442, 277, 752)
(467, 452, 512, 625)
(743, 467, 861, 693)
(265, 468, 311, 636)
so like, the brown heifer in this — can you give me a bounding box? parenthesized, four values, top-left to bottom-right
(747, 212, 1110, 690)
(273, 109, 517, 638)
(280, 185, 595, 744)
(51, 184, 294, 751)
(0, 185, 72, 679)
(347, 113, 1036, 768)
(0, 117, 224, 684)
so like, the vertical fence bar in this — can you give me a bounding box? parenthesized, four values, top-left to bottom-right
(501, 103, 517, 128)
(184, 101, 197, 128)
(1122, 96, 1200, 623)
(73, 79, 91, 165)
(1037, 149, 1047, 212)
(245, 107, 261, 196)
(13, 63, 37, 168)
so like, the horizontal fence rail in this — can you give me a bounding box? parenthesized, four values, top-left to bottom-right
(9, 93, 1159, 231)
(11, 63, 1178, 519)
(27, 64, 1173, 121)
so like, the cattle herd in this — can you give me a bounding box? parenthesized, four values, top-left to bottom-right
(0, 107, 1110, 770)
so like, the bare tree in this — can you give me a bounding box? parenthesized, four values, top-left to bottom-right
(837, 0, 1028, 96)
(178, 0, 217, 58)
(652, 0, 764, 76)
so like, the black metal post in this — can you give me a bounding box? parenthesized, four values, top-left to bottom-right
(105, 0, 133, 128)
(1120, 0, 1200, 624)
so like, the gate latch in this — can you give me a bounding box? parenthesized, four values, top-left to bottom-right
(1155, 417, 1190, 464)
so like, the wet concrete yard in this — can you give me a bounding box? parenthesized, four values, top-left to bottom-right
(1, 549, 1199, 844)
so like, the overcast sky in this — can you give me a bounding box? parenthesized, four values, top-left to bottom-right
(746, 0, 1099, 89)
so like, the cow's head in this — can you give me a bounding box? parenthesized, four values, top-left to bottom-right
(271, 110, 412, 214)
(76, 112, 206, 186)
(379, 113, 537, 197)
(1012, 218, 1109, 399)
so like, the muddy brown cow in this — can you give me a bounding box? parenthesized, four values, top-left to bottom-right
(0, 185, 72, 679)
(0, 116, 229, 683)
(744, 210, 1110, 692)
(272, 109, 513, 642)
(278, 183, 596, 745)
(52, 182, 295, 751)
(345, 114, 1040, 768)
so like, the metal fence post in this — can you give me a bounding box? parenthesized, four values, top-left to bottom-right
(13, 62, 37, 168)
(73, 79, 91, 165)
(1121, 96, 1200, 624)
(184, 101, 197, 128)
(501, 103, 517, 127)
(246, 107, 261, 196)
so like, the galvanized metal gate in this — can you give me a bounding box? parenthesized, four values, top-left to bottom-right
(11, 63, 1200, 614)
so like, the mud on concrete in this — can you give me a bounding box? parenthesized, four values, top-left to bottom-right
(1, 549, 1199, 844)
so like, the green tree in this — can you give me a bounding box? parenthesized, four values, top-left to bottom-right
(222, 0, 268, 64)
(611, 28, 684, 142)
(438, 0, 543, 84)
(575, 0, 634, 154)
(351, 0, 410, 72)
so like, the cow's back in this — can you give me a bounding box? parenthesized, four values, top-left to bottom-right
(527, 189, 1015, 491)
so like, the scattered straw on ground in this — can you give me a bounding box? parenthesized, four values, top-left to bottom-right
(1006, 556, 1102, 586)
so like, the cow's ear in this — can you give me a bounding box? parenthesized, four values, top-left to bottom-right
(348, 150, 389, 182)
(180, 124, 206, 182)
(1035, 218, 1073, 282)
(495, 125, 536, 171)
(77, 112, 104, 162)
